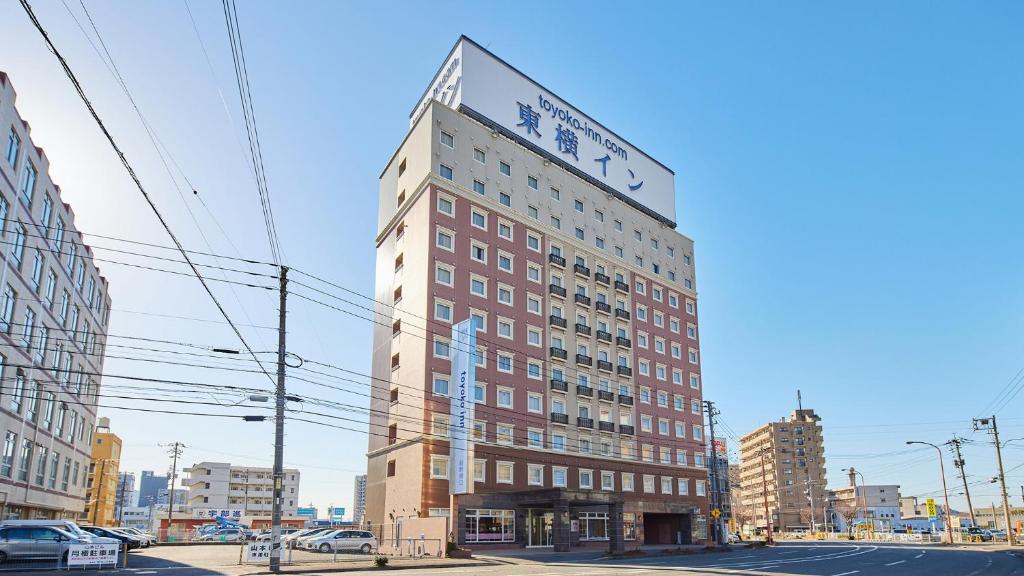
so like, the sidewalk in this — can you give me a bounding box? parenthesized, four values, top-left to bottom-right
(241, 557, 493, 574)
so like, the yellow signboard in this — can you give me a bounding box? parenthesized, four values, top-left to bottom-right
(711, 508, 721, 519)
(926, 498, 937, 518)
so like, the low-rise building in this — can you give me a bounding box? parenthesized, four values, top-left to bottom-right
(83, 418, 121, 526)
(829, 480, 901, 532)
(184, 461, 300, 518)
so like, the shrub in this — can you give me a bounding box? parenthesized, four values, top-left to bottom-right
(373, 555, 388, 568)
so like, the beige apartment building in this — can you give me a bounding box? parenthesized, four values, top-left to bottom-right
(183, 461, 300, 519)
(737, 409, 826, 533)
(366, 36, 709, 551)
(0, 72, 113, 520)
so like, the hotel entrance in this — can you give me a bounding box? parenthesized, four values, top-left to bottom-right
(527, 509, 553, 547)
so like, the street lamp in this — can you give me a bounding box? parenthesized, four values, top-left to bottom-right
(907, 441, 954, 544)
(841, 468, 868, 536)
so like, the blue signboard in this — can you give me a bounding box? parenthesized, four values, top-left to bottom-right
(328, 507, 345, 520)
(296, 507, 317, 518)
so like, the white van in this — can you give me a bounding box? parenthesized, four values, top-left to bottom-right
(0, 520, 118, 543)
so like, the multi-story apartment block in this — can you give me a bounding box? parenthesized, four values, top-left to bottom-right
(183, 461, 300, 517)
(137, 470, 166, 507)
(738, 409, 826, 533)
(352, 473, 367, 525)
(0, 72, 112, 520)
(83, 417, 121, 526)
(366, 37, 708, 551)
(115, 471, 135, 519)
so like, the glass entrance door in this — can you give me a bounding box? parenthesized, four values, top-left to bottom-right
(528, 510, 554, 547)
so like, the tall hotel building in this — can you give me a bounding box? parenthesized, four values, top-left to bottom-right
(366, 38, 707, 550)
(0, 72, 112, 519)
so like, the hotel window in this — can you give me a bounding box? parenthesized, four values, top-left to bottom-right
(690, 374, 700, 389)
(497, 318, 513, 339)
(431, 415, 450, 438)
(433, 338, 450, 359)
(440, 130, 454, 148)
(661, 477, 673, 495)
(674, 395, 684, 411)
(6, 129, 19, 167)
(652, 286, 662, 301)
(550, 187, 560, 200)
(498, 221, 512, 239)
(439, 163, 453, 180)
(575, 227, 584, 240)
(527, 429, 543, 448)
(640, 415, 652, 433)
(528, 464, 544, 486)
(675, 422, 685, 437)
(678, 478, 689, 495)
(473, 180, 485, 194)
(436, 229, 454, 251)
(686, 299, 696, 315)
(471, 421, 486, 442)
(497, 352, 513, 373)
(527, 294, 541, 314)
(435, 263, 453, 286)
(473, 147, 486, 163)
(692, 425, 703, 441)
(527, 175, 538, 190)
(668, 270, 676, 281)
(656, 365, 667, 380)
(637, 333, 648, 348)
(670, 318, 680, 333)
(656, 391, 668, 407)
(498, 253, 512, 272)
(499, 161, 511, 176)
(527, 205, 539, 219)
(635, 256, 643, 267)
(691, 399, 701, 415)
(499, 192, 511, 206)
(527, 263, 541, 283)
(20, 162, 37, 205)
(655, 338, 666, 354)
(473, 383, 486, 403)
(527, 392, 542, 413)
(579, 435, 591, 454)
(634, 230, 642, 241)
(687, 324, 697, 339)
(465, 509, 515, 543)
(614, 246, 623, 258)
(622, 473, 634, 492)
(496, 424, 514, 446)
(527, 233, 540, 252)
(496, 461, 514, 484)
(497, 285, 513, 305)
(669, 293, 679, 308)
(654, 312, 664, 328)
(527, 361, 542, 379)
(601, 471, 614, 491)
(474, 459, 486, 482)
(636, 305, 647, 322)
(595, 237, 604, 249)
(550, 216, 561, 230)
(696, 480, 706, 496)
(497, 387, 513, 408)
(574, 199, 584, 213)
(688, 349, 699, 364)
(594, 209, 604, 222)
(552, 466, 567, 487)
(579, 469, 593, 489)
(471, 209, 487, 229)
(643, 475, 655, 493)
(639, 360, 650, 376)
(470, 276, 486, 297)
(551, 397, 566, 415)
(641, 444, 653, 462)
(676, 449, 687, 466)
(470, 242, 487, 263)
(434, 301, 452, 322)
(551, 433, 565, 452)
(658, 419, 670, 436)
(639, 386, 651, 404)
(612, 219, 622, 231)
(684, 278, 693, 289)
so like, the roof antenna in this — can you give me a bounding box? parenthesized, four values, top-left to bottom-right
(797, 389, 803, 413)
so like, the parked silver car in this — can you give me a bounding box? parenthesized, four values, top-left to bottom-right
(197, 528, 245, 542)
(0, 526, 92, 564)
(304, 530, 377, 554)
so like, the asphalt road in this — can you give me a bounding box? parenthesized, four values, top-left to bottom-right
(6, 542, 1022, 575)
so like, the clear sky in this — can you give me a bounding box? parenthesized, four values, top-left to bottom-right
(1, 0, 1022, 516)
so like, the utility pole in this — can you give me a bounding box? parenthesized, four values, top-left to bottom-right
(93, 459, 107, 525)
(759, 447, 774, 544)
(117, 473, 127, 526)
(703, 400, 723, 545)
(949, 436, 976, 526)
(161, 442, 185, 540)
(270, 266, 289, 573)
(974, 416, 1015, 546)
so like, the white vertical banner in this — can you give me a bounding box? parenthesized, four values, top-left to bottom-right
(449, 318, 477, 495)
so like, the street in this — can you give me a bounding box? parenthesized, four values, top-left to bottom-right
(14, 542, 1021, 576)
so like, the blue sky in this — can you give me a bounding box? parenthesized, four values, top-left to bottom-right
(1, 0, 1022, 515)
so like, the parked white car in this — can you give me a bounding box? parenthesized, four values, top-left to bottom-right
(254, 528, 301, 541)
(304, 530, 376, 554)
(288, 528, 335, 548)
(118, 528, 157, 547)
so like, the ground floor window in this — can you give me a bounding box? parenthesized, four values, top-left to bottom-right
(465, 509, 514, 542)
(579, 511, 608, 540)
(623, 512, 637, 540)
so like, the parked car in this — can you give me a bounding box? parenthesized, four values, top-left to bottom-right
(81, 526, 143, 550)
(113, 528, 155, 547)
(989, 529, 1007, 542)
(965, 527, 993, 542)
(0, 520, 107, 543)
(304, 530, 376, 554)
(197, 528, 244, 542)
(0, 526, 93, 564)
(727, 532, 741, 544)
(287, 528, 334, 548)
(254, 528, 301, 541)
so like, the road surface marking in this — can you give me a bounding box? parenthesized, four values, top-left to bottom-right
(135, 572, 157, 575)
(832, 571, 860, 576)
(885, 560, 905, 566)
(914, 553, 925, 559)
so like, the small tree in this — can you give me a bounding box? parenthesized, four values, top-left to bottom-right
(835, 502, 858, 538)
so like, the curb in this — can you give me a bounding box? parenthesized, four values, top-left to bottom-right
(242, 560, 493, 574)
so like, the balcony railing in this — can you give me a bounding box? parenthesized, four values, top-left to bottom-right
(574, 293, 591, 306)
(618, 394, 634, 406)
(576, 417, 594, 429)
(575, 323, 591, 336)
(575, 353, 593, 366)
(551, 412, 569, 424)
(595, 301, 612, 314)
(548, 253, 566, 267)
(550, 378, 568, 392)
(549, 284, 567, 298)
(549, 315, 567, 328)
(616, 336, 632, 348)
(598, 421, 616, 432)
(615, 308, 630, 320)
(595, 272, 610, 285)
(576, 385, 594, 397)
(596, 330, 612, 342)
(619, 424, 635, 435)
(614, 280, 629, 293)
(550, 347, 568, 360)
(574, 263, 590, 277)
(597, 359, 613, 372)
(597, 390, 615, 402)
(617, 365, 633, 377)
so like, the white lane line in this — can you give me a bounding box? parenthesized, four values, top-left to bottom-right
(779, 550, 799, 554)
(914, 553, 925, 559)
(135, 572, 158, 575)
(885, 560, 906, 566)
(832, 572, 860, 576)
